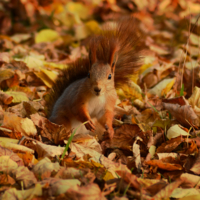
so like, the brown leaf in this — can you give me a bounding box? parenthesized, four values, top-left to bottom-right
(145, 180, 167, 196)
(163, 103, 199, 127)
(152, 179, 182, 200)
(0, 174, 15, 186)
(0, 126, 22, 139)
(33, 157, 60, 180)
(110, 124, 147, 150)
(7, 101, 44, 118)
(0, 146, 24, 166)
(190, 152, 200, 175)
(30, 113, 71, 144)
(64, 183, 106, 200)
(116, 171, 141, 190)
(146, 159, 183, 171)
(0, 91, 13, 105)
(162, 96, 188, 106)
(41, 177, 80, 196)
(9, 166, 37, 188)
(3, 112, 37, 137)
(156, 136, 183, 153)
(157, 136, 198, 155)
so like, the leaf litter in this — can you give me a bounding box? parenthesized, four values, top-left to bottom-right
(0, 0, 200, 199)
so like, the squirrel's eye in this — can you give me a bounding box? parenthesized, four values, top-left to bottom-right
(108, 74, 112, 80)
(88, 73, 90, 78)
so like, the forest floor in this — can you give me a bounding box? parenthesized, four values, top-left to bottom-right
(0, 0, 200, 199)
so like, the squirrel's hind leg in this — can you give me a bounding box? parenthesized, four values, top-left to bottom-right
(49, 115, 71, 131)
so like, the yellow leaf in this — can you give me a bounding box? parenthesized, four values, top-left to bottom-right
(85, 20, 101, 34)
(58, 12, 79, 28)
(161, 78, 175, 96)
(103, 171, 115, 181)
(35, 29, 61, 43)
(34, 71, 55, 88)
(149, 145, 156, 158)
(0, 69, 14, 82)
(66, 2, 90, 20)
(188, 86, 200, 108)
(75, 24, 90, 40)
(149, 78, 175, 97)
(40, 68, 58, 82)
(5, 91, 29, 103)
(15, 55, 45, 70)
(44, 61, 68, 70)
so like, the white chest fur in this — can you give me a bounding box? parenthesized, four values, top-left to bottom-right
(87, 95, 106, 119)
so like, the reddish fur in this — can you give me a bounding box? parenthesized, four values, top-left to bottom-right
(47, 17, 144, 140)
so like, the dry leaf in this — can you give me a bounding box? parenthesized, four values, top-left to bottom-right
(152, 179, 182, 200)
(9, 166, 37, 188)
(3, 112, 37, 137)
(33, 157, 60, 179)
(1, 184, 42, 200)
(65, 183, 106, 200)
(163, 103, 199, 127)
(31, 113, 70, 144)
(167, 124, 190, 139)
(35, 141, 67, 158)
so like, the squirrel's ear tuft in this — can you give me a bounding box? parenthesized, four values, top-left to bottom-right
(111, 62, 116, 73)
(109, 41, 119, 70)
(89, 38, 97, 67)
(110, 51, 118, 73)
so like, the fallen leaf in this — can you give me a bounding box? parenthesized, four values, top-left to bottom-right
(9, 166, 37, 188)
(31, 113, 70, 144)
(116, 171, 140, 190)
(149, 78, 175, 97)
(146, 159, 183, 171)
(0, 91, 13, 104)
(35, 29, 61, 43)
(167, 124, 190, 139)
(3, 112, 37, 137)
(1, 184, 42, 200)
(5, 91, 29, 103)
(0, 145, 24, 166)
(33, 157, 60, 179)
(0, 156, 18, 172)
(152, 179, 182, 200)
(163, 103, 199, 127)
(41, 177, 80, 196)
(35, 141, 67, 158)
(171, 188, 200, 199)
(65, 183, 106, 200)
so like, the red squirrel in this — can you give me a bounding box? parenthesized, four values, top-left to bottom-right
(47, 17, 144, 139)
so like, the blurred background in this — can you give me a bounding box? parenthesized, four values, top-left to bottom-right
(0, 0, 199, 99)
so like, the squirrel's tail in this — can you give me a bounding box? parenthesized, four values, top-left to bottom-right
(115, 17, 144, 86)
(89, 17, 144, 87)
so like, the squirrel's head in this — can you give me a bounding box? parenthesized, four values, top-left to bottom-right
(87, 61, 116, 96)
(88, 36, 118, 96)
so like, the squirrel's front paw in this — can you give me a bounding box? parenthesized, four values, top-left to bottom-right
(85, 120, 95, 132)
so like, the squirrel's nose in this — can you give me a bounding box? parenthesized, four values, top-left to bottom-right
(94, 87, 101, 93)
